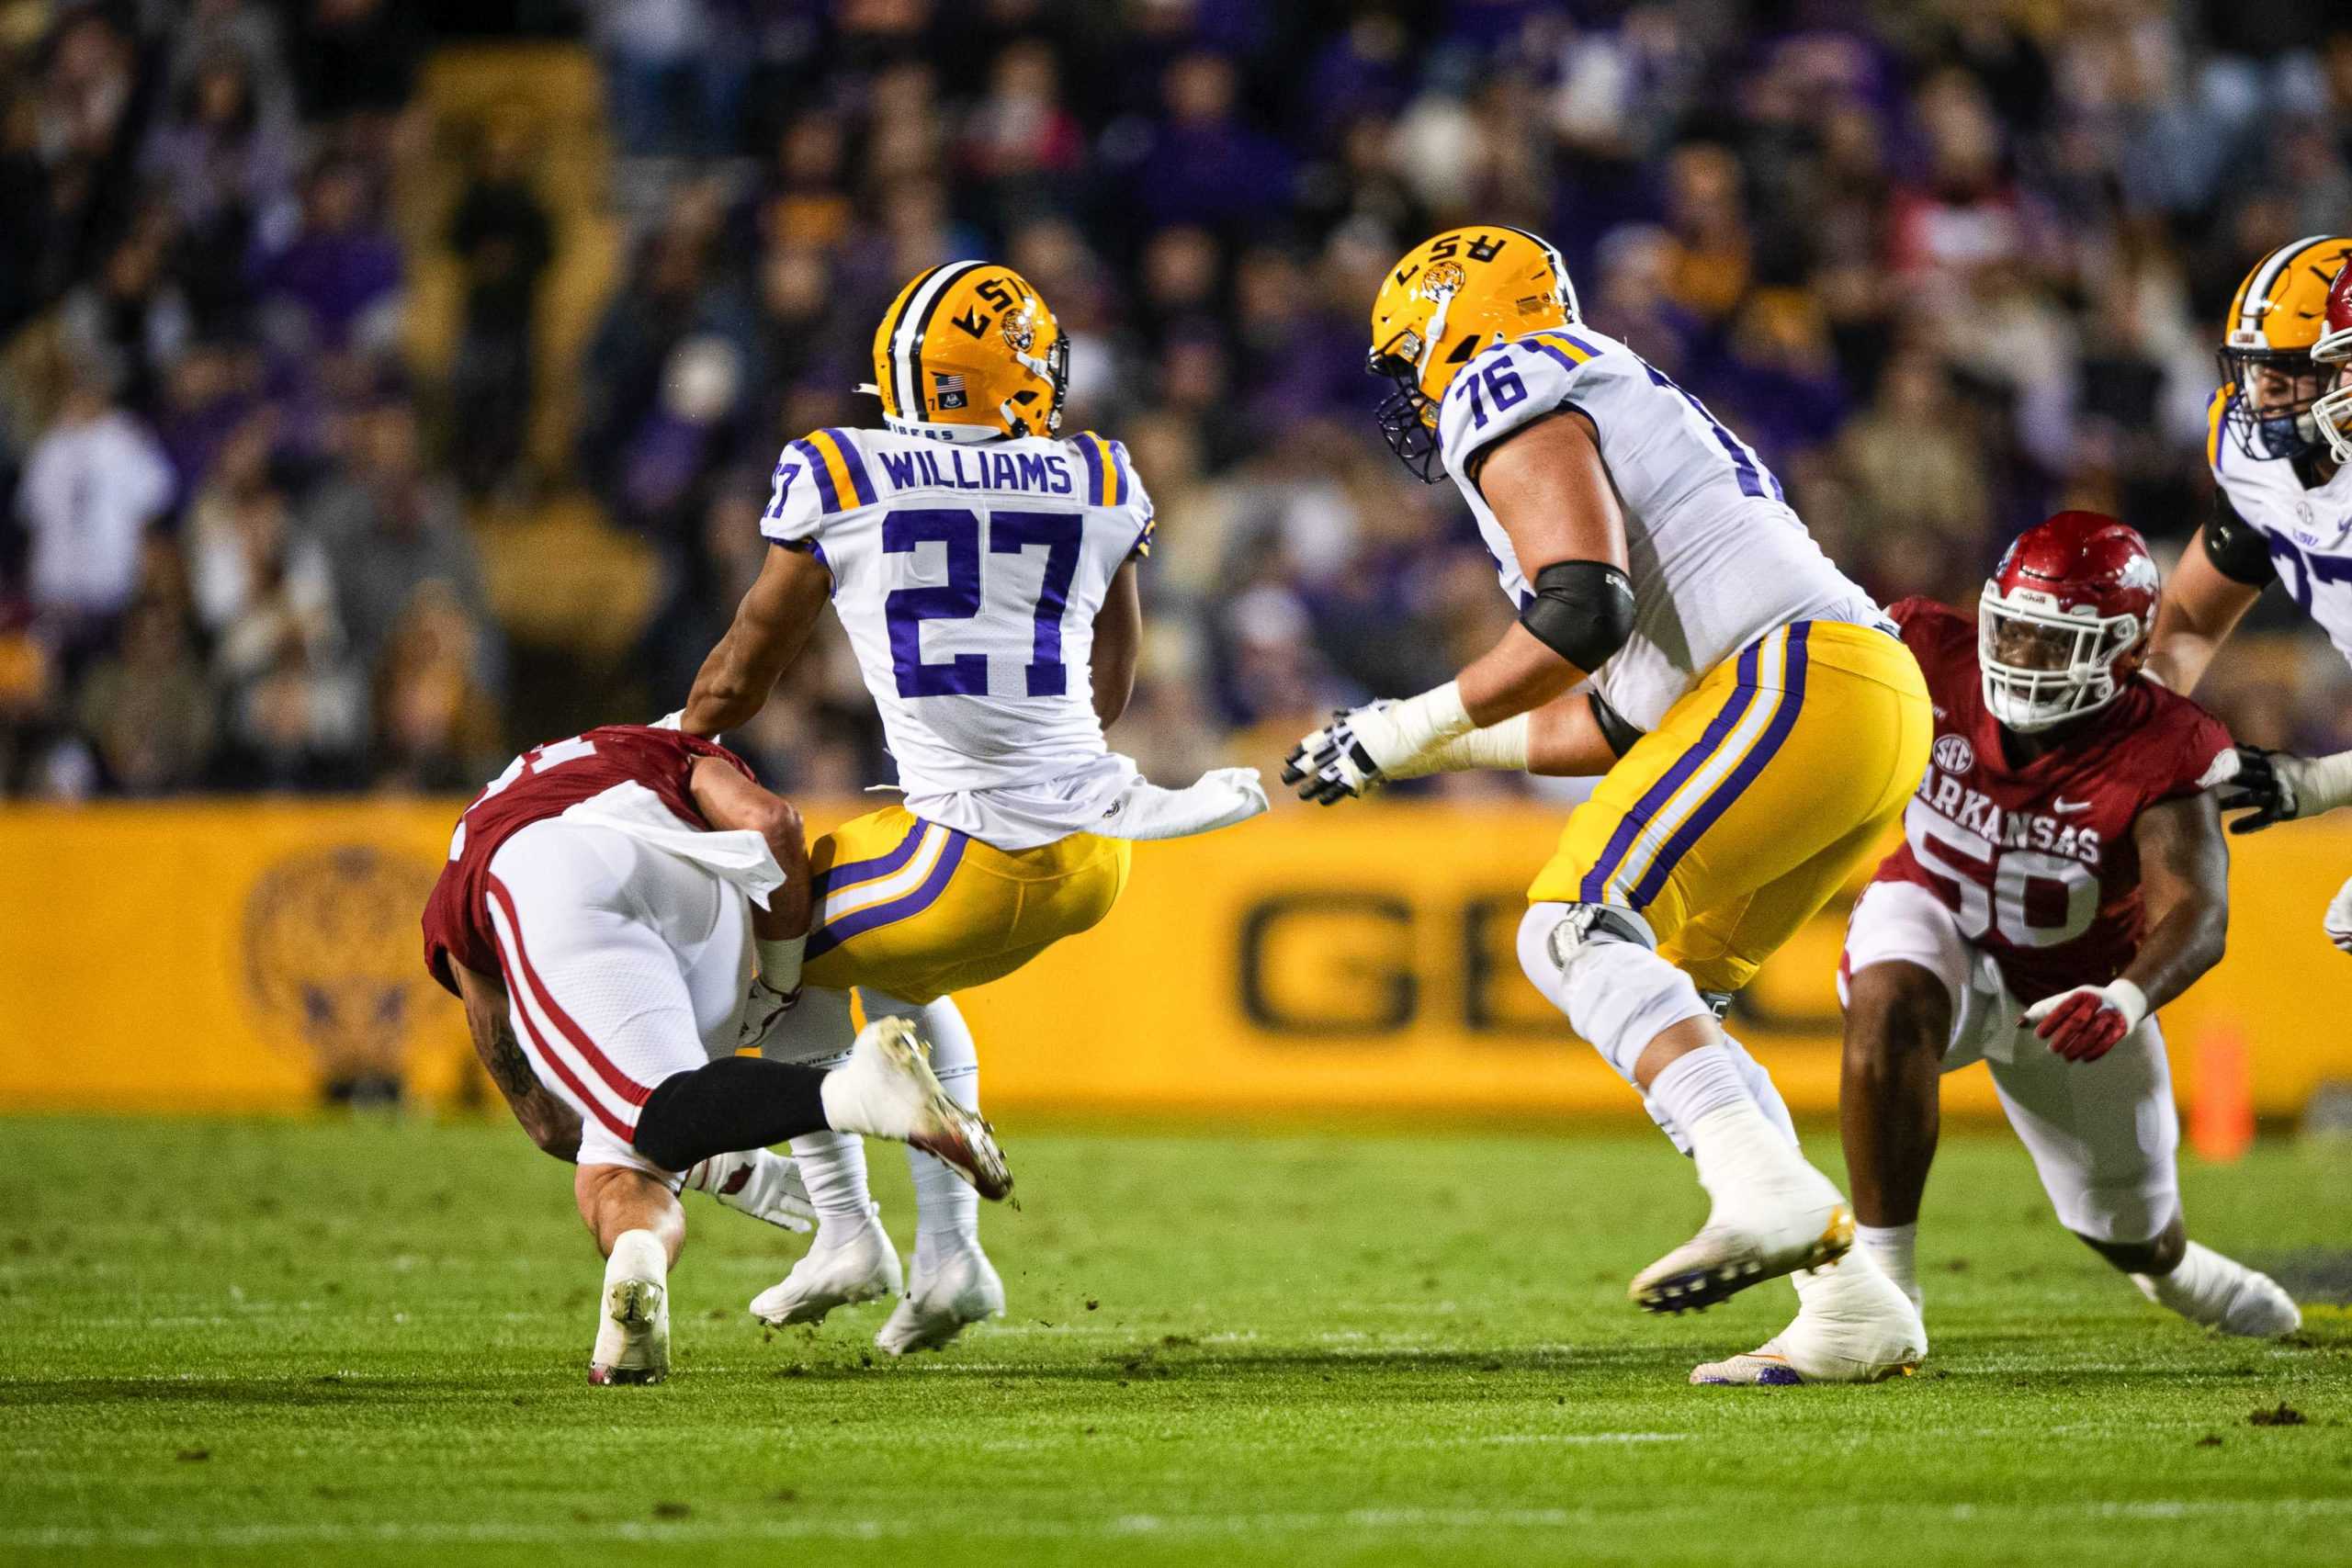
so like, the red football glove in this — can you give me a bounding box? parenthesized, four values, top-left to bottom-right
(2020, 980, 2148, 1063)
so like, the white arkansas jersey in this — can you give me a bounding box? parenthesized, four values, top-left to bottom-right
(2204, 388, 2352, 671)
(759, 424, 1154, 848)
(1435, 325, 1882, 730)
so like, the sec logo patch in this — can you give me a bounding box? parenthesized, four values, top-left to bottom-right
(1934, 733, 1974, 773)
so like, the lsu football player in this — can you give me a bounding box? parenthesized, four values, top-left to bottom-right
(1285, 226, 1929, 1376)
(679, 262, 1266, 1354)
(2147, 239, 2352, 951)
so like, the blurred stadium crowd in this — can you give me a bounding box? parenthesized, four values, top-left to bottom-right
(2, 0, 2349, 802)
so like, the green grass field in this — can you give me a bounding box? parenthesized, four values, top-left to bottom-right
(3, 1114, 2347, 1566)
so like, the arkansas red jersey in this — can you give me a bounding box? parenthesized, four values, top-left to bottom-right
(421, 725, 753, 994)
(1871, 598, 2233, 1003)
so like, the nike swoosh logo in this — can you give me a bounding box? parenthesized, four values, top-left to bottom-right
(2052, 796, 2093, 814)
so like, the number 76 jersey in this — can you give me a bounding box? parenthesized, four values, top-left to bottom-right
(1870, 598, 2233, 1004)
(759, 425, 1154, 807)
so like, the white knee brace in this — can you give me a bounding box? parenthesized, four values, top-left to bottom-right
(1517, 901, 1713, 1084)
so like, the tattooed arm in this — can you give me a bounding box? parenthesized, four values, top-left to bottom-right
(450, 958, 582, 1161)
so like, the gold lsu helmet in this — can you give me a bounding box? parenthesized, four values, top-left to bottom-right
(867, 261, 1068, 441)
(1369, 226, 1578, 480)
(2218, 233, 2352, 461)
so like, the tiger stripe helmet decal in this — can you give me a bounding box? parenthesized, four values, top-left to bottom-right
(1366, 226, 1579, 480)
(870, 263, 1069, 441)
(2217, 234, 2352, 462)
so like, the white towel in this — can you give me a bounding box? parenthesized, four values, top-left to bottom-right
(1091, 767, 1270, 841)
(561, 781, 787, 910)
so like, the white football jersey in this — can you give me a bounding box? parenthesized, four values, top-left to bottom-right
(2206, 389, 2352, 671)
(1434, 325, 1883, 729)
(759, 424, 1154, 849)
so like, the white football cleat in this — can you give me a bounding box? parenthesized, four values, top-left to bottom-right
(876, 1237, 1005, 1356)
(1632, 1105, 1854, 1314)
(588, 1233, 672, 1385)
(750, 1208, 904, 1327)
(2134, 1247, 2302, 1338)
(819, 1017, 1012, 1201)
(1690, 1256, 1928, 1386)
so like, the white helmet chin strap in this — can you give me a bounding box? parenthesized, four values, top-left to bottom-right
(1417, 293, 1454, 379)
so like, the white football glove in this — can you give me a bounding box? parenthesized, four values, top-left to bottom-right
(681, 1149, 815, 1233)
(1096, 767, 1269, 840)
(2220, 745, 2352, 832)
(2020, 979, 2147, 1064)
(2325, 874, 2352, 956)
(1282, 682, 1475, 806)
(736, 976, 799, 1053)
(650, 709, 687, 731)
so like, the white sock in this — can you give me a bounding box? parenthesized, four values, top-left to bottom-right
(758, 987, 876, 1235)
(1856, 1222, 1921, 1313)
(604, 1227, 667, 1286)
(1720, 1032, 1798, 1147)
(786, 1129, 877, 1232)
(1686, 1097, 1812, 1198)
(2134, 1240, 2239, 1326)
(1645, 1046, 1757, 1137)
(1641, 1032, 1799, 1156)
(865, 990, 982, 1251)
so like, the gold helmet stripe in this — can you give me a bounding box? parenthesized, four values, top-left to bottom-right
(885, 260, 985, 419)
(1497, 224, 1578, 321)
(2237, 235, 2332, 339)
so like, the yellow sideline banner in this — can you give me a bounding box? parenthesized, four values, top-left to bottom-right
(1, 801, 2347, 1117)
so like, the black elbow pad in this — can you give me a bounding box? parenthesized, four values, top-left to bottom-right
(1519, 560, 1635, 671)
(2201, 499, 2278, 588)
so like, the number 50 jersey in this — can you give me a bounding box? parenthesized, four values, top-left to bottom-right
(759, 424, 1154, 848)
(1871, 598, 2233, 1005)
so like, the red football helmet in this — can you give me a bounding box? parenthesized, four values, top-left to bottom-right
(2312, 262, 2352, 464)
(1978, 511, 2160, 734)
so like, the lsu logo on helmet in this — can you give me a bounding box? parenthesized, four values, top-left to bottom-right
(869, 263, 1069, 441)
(1367, 226, 1577, 479)
(2216, 234, 2352, 462)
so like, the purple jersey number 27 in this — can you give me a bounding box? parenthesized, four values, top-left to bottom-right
(882, 507, 1083, 699)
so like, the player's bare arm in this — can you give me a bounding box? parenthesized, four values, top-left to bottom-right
(686, 756, 811, 941)
(2118, 792, 2231, 1011)
(1456, 410, 1631, 723)
(1524, 687, 1623, 776)
(2024, 774, 2230, 1065)
(1285, 411, 1635, 801)
(682, 543, 833, 737)
(685, 753, 813, 1036)
(449, 958, 582, 1161)
(1091, 560, 1141, 729)
(2143, 529, 2263, 694)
